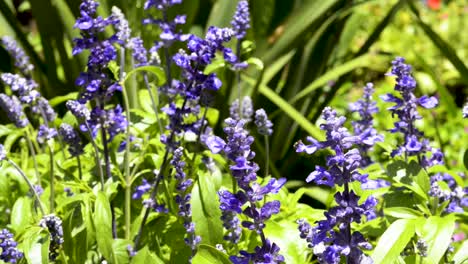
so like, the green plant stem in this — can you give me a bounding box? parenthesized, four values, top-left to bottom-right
(76, 156, 83, 180)
(8, 159, 46, 215)
(47, 144, 55, 213)
(84, 122, 105, 189)
(144, 74, 163, 132)
(236, 39, 242, 119)
(122, 80, 132, 240)
(25, 129, 40, 184)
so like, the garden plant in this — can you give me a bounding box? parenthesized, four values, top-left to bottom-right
(0, 0, 467, 263)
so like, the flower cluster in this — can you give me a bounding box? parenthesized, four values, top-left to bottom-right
(255, 109, 273, 136)
(143, 0, 188, 50)
(71, 0, 127, 145)
(295, 107, 376, 264)
(1, 36, 34, 76)
(171, 147, 200, 259)
(0, 229, 23, 263)
(163, 26, 237, 150)
(349, 83, 384, 167)
(231, 0, 250, 40)
(0, 94, 29, 128)
(206, 116, 286, 263)
(429, 173, 468, 213)
(39, 214, 64, 261)
(59, 124, 84, 157)
(381, 57, 442, 168)
(230, 96, 254, 123)
(0, 37, 56, 137)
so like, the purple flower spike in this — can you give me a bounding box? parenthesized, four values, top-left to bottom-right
(382, 57, 443, 168)
(0, 229, 23, 263)
(213, 116, 285, 261)
(231, 1, 250, 40)
(295, 107, 376, 263)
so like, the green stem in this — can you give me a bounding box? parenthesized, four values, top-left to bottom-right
(25, 129, 40, 184)
(236, 39, 242, 119)
(8, 159, 46, 215)
(122, 79, 132, 240)
(76, 156, 83, 180)
(144, 74, 163, 132)
(47, 144, 55, 213)
(84, 122, 105, 189)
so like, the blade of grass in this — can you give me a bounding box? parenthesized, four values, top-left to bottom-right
(261, 0, 339, 65)
(288, 54, 371, 104)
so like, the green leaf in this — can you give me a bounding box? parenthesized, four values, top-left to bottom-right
(123, 66, 166, 87)
(452, 239, 468, 264)
(22, 227, 50, 264)
(49, 92, 79, 107)
(205, 1, 237, 29)
(419, 216, 455, 264)
(384, 207, 424, 219)
(191, 170, 224, 245)
(463, 149, 468, 171)
(131, 246, 165, 264)
(192, 244, 231, 264)
(372, 219, 416, 264)
(264, 221, 309, 263)
(94, 191, 113, 261)
(243, 75, 323, 141)
(246, 57, 264, 71)
(10, 197, 33, 233)
(288, 54, 371, 104)
(112, 239, 131, 264)
(262, 0, 339, 64)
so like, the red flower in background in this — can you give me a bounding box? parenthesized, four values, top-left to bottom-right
(427, 0, 442, 10)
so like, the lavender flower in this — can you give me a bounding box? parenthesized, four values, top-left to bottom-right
(230, 239, 284, 264)
(0, 94, 29, 128)
(229, 96, 253, 123)
(231, 1, 250, 40)
(73, 0, 121, 102)
(295, 107, 376, 264)
(59, 124, 84, 156)
(86, 106, 127, 140)
(1, 36, 34, 76)
(349, 83, 384, 167)
(143, 0, 187, 50)
(255, 109, 273, 136)
(111, 6, 131, 46)
(381, 57, 442, 168)
(37, 125, 58, 144)
(429, 173, 468, 213)
(206, 117, 286, 262)
(171, 147, 200, 258)
(39, 214, 64, 261)
(0, 73, 39, 104)
(66, 100, 91, 120)
(129, 37, 149, 67)
(0, 229, 23, 263)
(132, 178, 152, 200)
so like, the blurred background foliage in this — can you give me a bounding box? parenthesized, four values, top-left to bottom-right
(0, 0, 467, 201)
